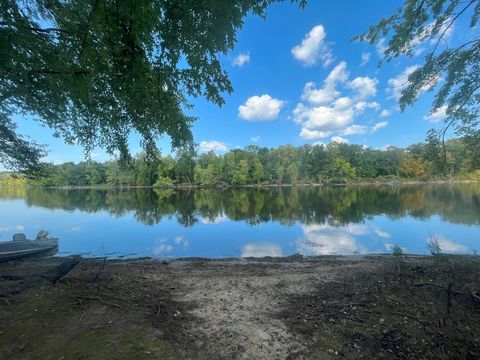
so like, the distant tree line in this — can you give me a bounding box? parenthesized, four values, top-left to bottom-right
(1, 133, 479, 188)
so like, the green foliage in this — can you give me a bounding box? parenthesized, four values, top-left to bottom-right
(286, 163, 299, 184)
(154, 176, 174, 188)
(1, 134, 479, 187)
(400, 157, 426, 178)
(0, 0, 305, 173)
(326, 157, 357, 183)
(423, 129, 444, 175)
(0, 112, 46, 175)
(232, 159, 250, 185)
(357, 0, 480, 146)
(392, 245, 405, 257)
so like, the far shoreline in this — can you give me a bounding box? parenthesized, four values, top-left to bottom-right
(1, 178, 479, 190)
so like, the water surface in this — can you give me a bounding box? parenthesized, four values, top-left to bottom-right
(0, 184, 479, 258)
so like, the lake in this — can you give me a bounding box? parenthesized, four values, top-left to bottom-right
(0, 184, 479, 259)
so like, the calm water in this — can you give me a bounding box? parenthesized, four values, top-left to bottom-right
(0, 184, 479, 258)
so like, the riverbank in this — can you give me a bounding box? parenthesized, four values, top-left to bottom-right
(1, 178, 479, 190)
(1, 255, 479, 359)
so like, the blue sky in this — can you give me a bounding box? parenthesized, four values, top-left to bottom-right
(10, 0, 463, 165)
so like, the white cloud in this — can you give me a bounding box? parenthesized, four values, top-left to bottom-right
(292, 25, 334, 67)
(341, 124, 367, 136)
(293, 62, 378, 140)
(348, 76, 378, 100)
(242, 243, 283, 257)
(387, 65, 420, 101)
(373, 227, 391, 239)
(300, 62, 349, 106)
(380, 109, 392, 118)
(297, 224, 363, 255)
(388, 64, 439, 103)
(238, 94, 284, 121)
(429, 235, 467, 253)
(372, 121, 389, 133)
(250, 136, 261, 143)
(344, 224, 370, 235)
(424, 105, 447, 122)
(199, 140, 228, 153)
(68, 226, 81, 232)
(233, 52, 250, 67)
(295, 97, 356, 139)
(331, 136, 348, 144)
(353, 101, 380, 112)
(153, 239, 173, 255)
(360, 52, 371, 67)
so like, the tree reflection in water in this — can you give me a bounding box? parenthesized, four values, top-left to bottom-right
(1, 184, 479, 227)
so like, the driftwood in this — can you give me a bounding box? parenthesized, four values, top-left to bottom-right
(41, 257, 80, 284)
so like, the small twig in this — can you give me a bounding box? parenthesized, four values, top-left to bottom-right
(79, 310, 87, 322)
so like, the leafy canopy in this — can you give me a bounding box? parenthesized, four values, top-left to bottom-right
(357, 0, 480, 144)
(0, 0, 304, 173)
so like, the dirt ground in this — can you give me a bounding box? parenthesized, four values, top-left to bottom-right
(1, 254, 480, 359)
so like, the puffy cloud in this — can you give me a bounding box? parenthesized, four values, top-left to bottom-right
(291, 25, 334, 67)
(199, 140, 228, 153)
(294, 62, 378, 140)
(238, 94, 284, 121)
(297, 224, 395, 255)
(233, 52, 250, 67)
(242, 243, 283, 257)
(354, 101, 380, 112)
(424, 105, 447, 122)
(348, 76, 378, 100)
(360, 52, 371, 67)
(297, 224, 361, 255)
(294, 97, 356, 139)
(372, 121, 389, 133)
(341, 125, 367, 136)
(153, 239, 173, 255)
(380, 109, 392, 118)
(250, 136, 261, 142)
(300, 62, 349, 106)
(429, 235, 467, 253)
(331, 136, 348, 144)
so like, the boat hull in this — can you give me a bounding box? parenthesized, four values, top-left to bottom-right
(0, 239, 59, 262)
